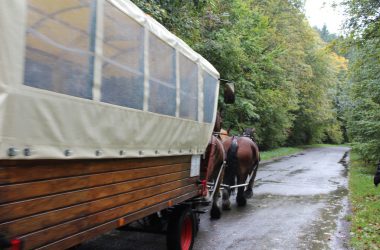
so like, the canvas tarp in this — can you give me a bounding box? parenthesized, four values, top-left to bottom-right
(0, 0, 220, 159)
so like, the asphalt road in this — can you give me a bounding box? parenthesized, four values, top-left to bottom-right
(77, 146, 351, 250)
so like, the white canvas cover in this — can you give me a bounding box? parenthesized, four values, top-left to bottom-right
(0, 0, 220, 159)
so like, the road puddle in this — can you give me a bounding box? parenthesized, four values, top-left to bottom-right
(298, 150, 351, 250)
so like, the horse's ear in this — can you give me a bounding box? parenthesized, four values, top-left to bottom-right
(227, 127, 232, 134)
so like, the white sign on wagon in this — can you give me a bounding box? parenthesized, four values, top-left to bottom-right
(190, 155, 201, 177)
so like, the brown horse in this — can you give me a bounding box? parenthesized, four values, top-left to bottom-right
(199, 111, 227, 218)
(201, 135, 226, 219)
(222, 129, 260, 209)
(200, 107, 229, 220)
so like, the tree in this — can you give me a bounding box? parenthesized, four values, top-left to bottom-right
(343, 0, 380, 40)
(343, 0, 380, 162)
(132, 0, 344, 149)
(315, 24, 338, 43)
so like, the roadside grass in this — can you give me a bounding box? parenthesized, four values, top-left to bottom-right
(349, 151, 380, 249)
(302, 143, 352, 148)
(260, 147, 304, 161)
(260, 144, 349, 161)
(302, 144, 335, 148)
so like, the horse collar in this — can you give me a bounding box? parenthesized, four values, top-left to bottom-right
(232, 136, 238, 145)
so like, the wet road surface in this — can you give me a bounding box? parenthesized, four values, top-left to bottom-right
(77, 146, 350, 250)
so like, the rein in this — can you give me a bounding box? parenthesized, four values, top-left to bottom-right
(213, 132, 229, 136)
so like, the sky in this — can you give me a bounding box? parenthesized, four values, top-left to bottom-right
(304, 0, 346, 34)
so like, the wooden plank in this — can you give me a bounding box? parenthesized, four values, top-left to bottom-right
(0, 171, 191, 223)
(21, 185, 197, 249)
(0, 156, 191, 185)
(0, 163, 190, 204)
(0, 156, 191, 167)
(37, 191, 199, 250)
(0, 167, 6, 185)
(0, 178, 196, 237)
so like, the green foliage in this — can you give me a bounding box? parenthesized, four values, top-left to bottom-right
(347, 99, 380, 161)
(343, 0, 380, 40)
(290, 44, 344, 145)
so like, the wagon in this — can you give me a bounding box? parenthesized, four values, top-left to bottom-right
(0, 1, 226, 249)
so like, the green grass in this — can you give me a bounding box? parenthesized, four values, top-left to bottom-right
(349, 151, 380, 249)
(260, 147, 304, 161)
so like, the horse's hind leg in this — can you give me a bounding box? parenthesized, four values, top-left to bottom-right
(244, 162, 259, 199)
(236, 185, 247, 206)
(235, 172, 248, 206)
(222, 187, 231, 210)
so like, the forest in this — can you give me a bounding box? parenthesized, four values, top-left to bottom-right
(132, 0, 380, 162)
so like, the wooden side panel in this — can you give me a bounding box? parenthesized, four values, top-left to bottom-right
(0, 163, 189, 203)
(0, 171, 190, 222)
(0, 157, 191, 184)
(0, 156, 200, 250)
(39, 191, 198, 250)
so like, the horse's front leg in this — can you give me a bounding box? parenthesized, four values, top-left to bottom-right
(210, 191, 221, 219)
(210, 169, 224, 219)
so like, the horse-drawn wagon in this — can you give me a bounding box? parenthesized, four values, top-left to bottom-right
(0, 1, 231, 249)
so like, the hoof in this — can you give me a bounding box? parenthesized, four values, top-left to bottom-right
(222, 189, 230, 200)
(222, 200, 231, 210)
(244, 189, 253, 199)
(236, 195, 247, 207)
(210, 205, 221, 219)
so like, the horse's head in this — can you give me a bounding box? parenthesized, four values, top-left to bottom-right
(242, 128, 256, 140)
(220, 128, 229, 141)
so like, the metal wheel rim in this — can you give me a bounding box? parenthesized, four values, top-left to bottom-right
(180, 215, 192, 250)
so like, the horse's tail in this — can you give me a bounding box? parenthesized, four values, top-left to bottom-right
(374, 161, 380, 187)
(225, 136, 239, 187)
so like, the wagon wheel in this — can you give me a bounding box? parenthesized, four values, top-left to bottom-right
(167, 206, 196, 250)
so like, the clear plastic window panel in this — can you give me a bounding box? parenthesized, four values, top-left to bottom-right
(203, 72, 218, 123)
(101, 2, 144, 110)
(148, 34, 176, 116)
(24, 0, 94, 99)
(179, 54, 198, 121)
